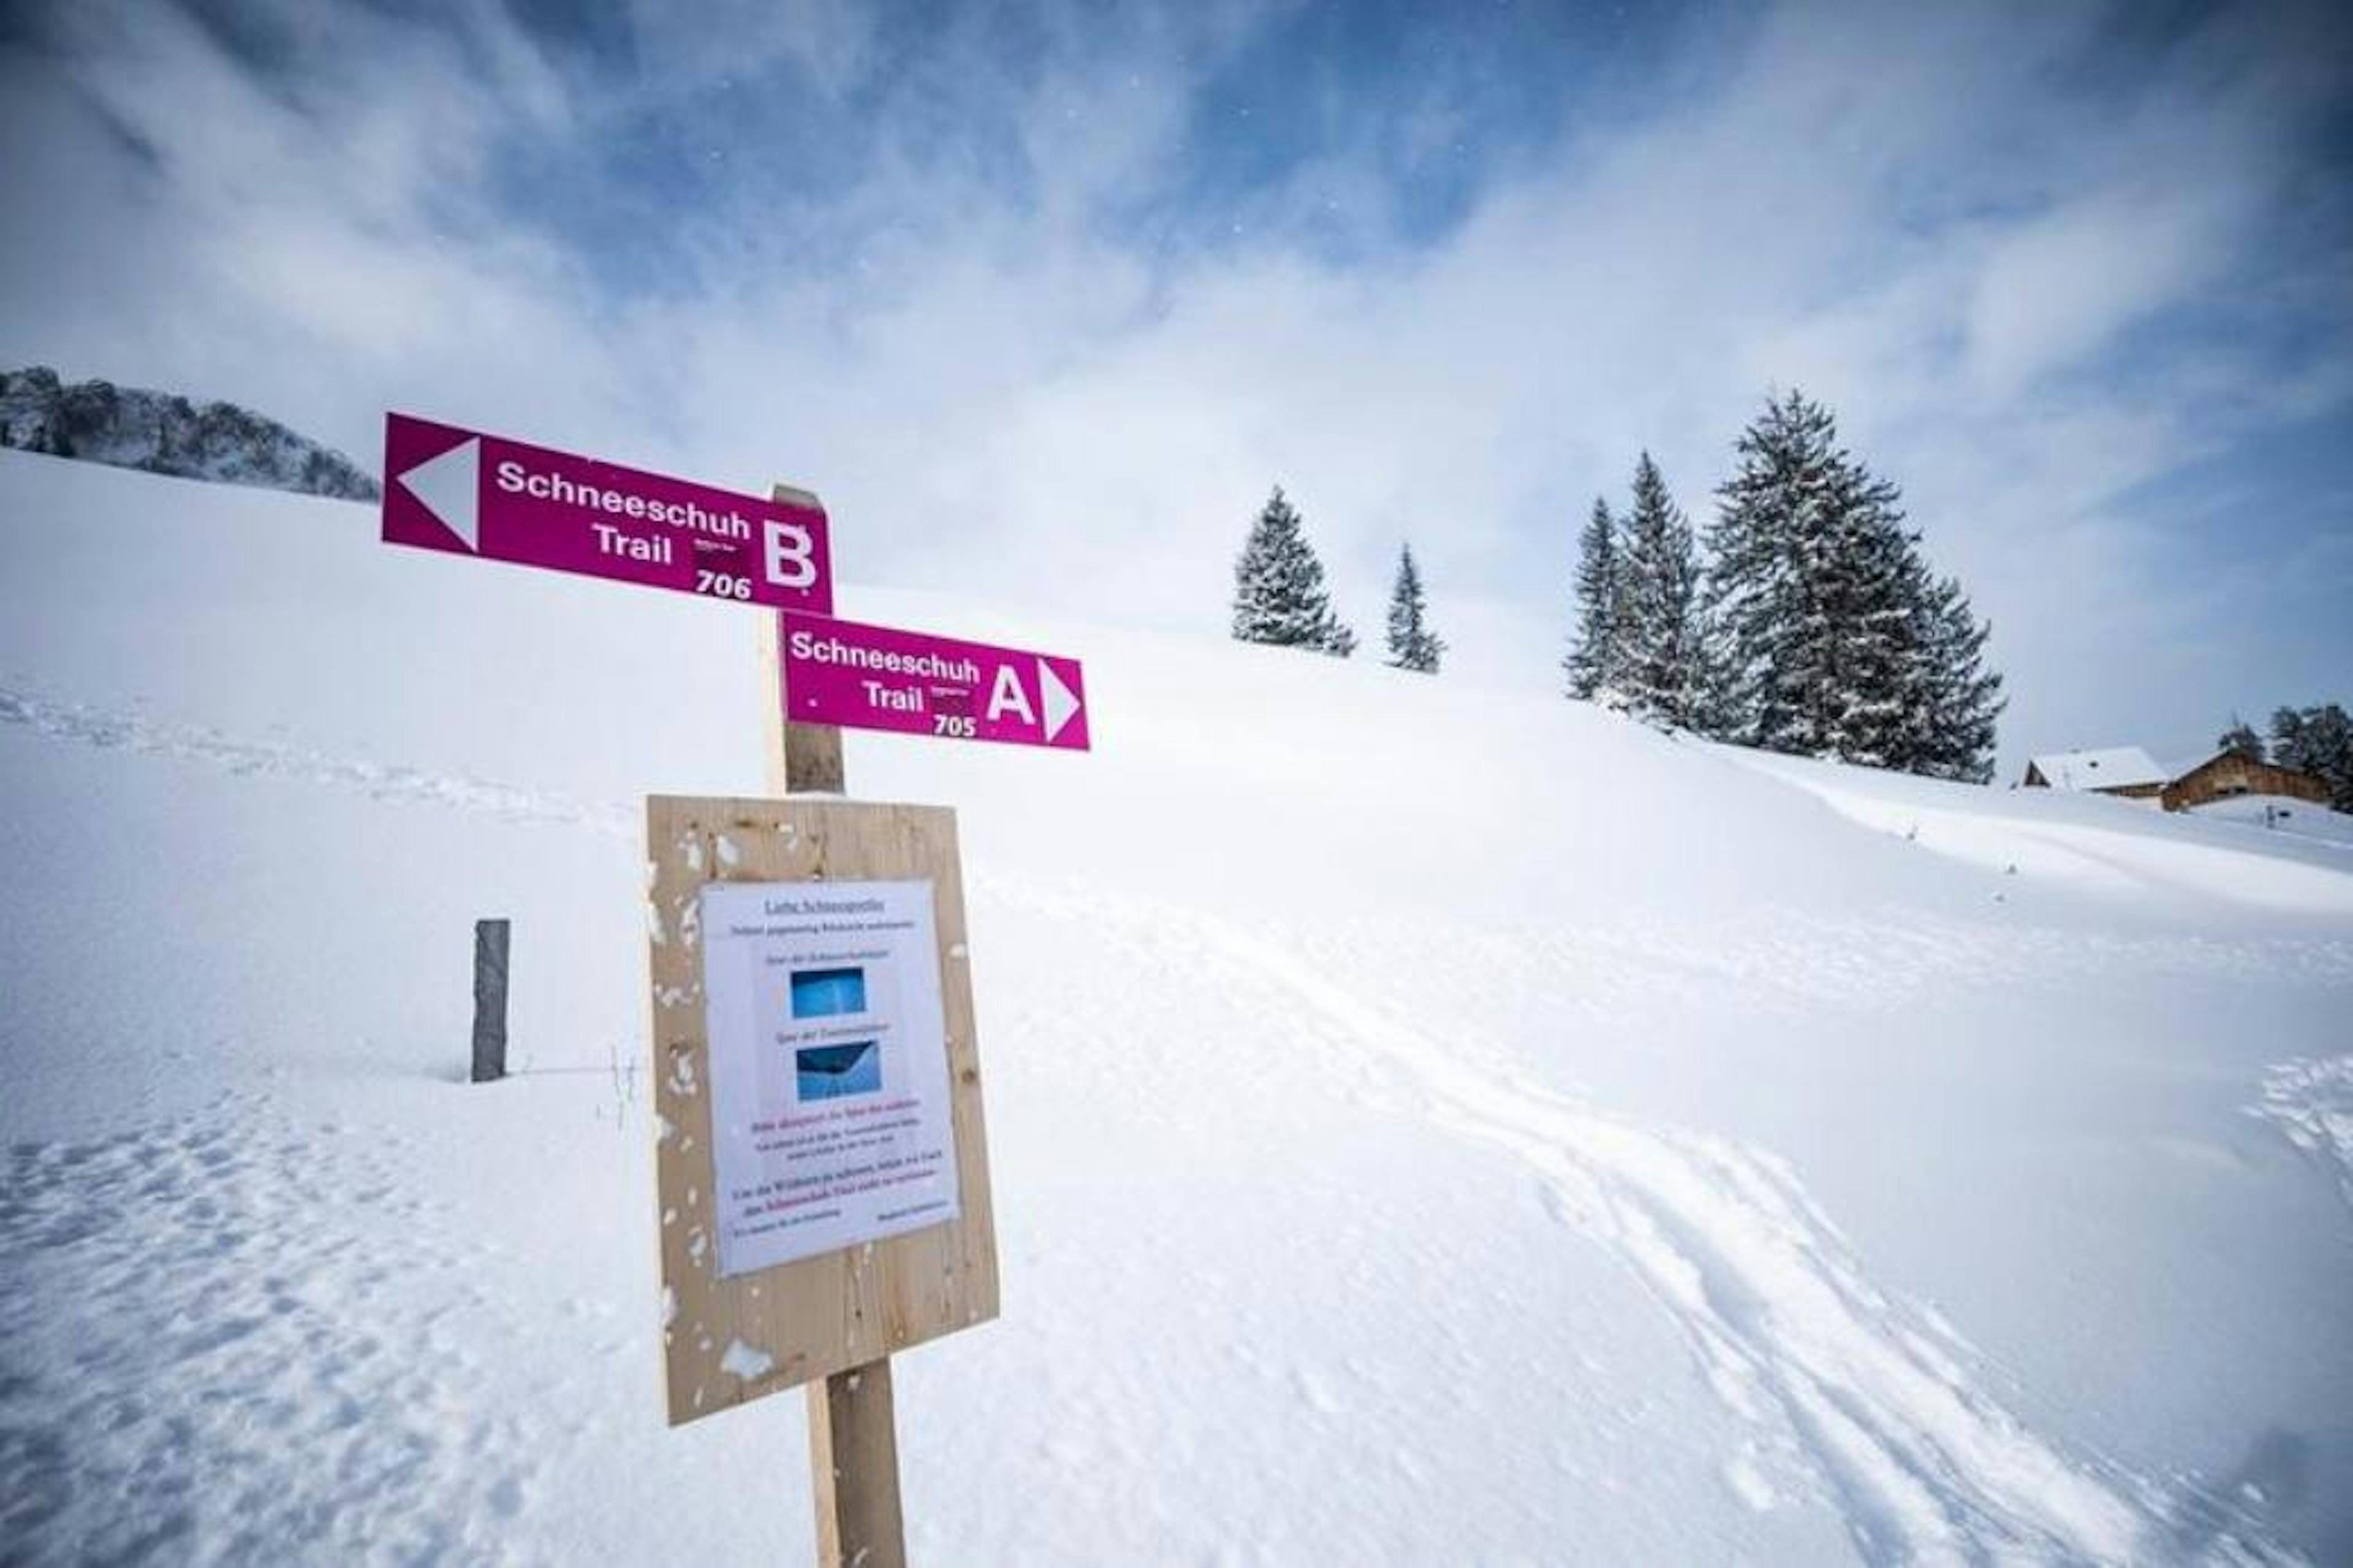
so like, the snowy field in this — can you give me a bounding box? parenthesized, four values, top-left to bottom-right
(3, 449, 2349, 1564)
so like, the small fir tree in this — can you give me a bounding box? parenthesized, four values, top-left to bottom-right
(2218, 717, 2266, 762)
(1564, 497, 1624, 700)
(1231, 486, 1355, 656)
(1615, 453, 1710, 730)
(1384, 543, 1444, 673)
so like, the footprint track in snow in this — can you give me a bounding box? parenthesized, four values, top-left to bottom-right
(0, 1096, 542, 1564)
(2246, 1055, 2353, 1209)
(0, 686, 627, 835)
(1014, 884, 2297, 1565)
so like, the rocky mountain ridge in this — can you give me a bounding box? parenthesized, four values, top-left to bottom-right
(0, 366, 379, 501)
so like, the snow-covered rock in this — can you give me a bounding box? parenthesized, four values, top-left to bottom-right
(0, 365, 379, 501)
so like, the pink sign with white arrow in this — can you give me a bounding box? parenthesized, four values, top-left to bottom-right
(381, 412, 833, 613)
(779, 611, 1089, 751)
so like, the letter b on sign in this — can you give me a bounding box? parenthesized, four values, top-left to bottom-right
(764, 521, 817, 589)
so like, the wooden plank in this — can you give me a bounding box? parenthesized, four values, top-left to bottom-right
(808, 1358, 906, 1568)
(786, 722, 846, 793)
(646, 794, 999, 1427)
(759, 610, 847, 795)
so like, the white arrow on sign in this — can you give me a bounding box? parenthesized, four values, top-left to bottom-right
(1039, 659, 1080, 743)
(396, 436, 481, 552)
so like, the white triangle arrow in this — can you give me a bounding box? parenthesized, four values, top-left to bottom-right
(1038, 659, 1080, 743)
(396, 436, 481, 552)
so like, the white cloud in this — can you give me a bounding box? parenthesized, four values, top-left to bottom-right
(3, 0, 2346, 767)
(1962, 178, 2255, 401)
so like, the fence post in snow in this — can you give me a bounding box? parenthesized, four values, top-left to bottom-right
(471, 918, 509, 1084)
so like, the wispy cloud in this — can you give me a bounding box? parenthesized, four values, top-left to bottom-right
(4, 0, 2347, 767)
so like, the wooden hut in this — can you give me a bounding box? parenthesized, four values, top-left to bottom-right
(2159, 751, 2330, 813)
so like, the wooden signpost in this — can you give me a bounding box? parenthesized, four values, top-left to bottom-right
(648, 487, 1030, 1568)
(382, 422, 1078, 1565)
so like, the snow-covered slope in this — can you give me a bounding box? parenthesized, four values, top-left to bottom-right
(4, 447, 2349, 1564)
(1732, 749, 2353, 914)
(2188, 794, 2353, 852)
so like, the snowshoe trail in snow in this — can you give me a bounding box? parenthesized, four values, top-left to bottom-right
(1108, 895, 2295, 1564)
(0, 686, 628, 834)
(4, 676, 2329, 1561)
(0, 1094, 545, 1566)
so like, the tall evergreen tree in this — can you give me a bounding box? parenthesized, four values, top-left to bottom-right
(1384, 543, 1444, 673)
(1705, 391, 1833, 749)
(1783, 443, 1916, 765)
(1615, 453, 1710, 729)
(1231, 486, 1355, 656)
(1703, 390, 2000, 779)
(1564, 498, 1624, 700)
(2218, 716, 2266, 761)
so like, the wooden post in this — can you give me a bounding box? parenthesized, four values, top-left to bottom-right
(471, 917, 509, 1083)
(765, 480, 904, 1568)
(808, 1359, 906, 1568)
(765, 482, 844, 797)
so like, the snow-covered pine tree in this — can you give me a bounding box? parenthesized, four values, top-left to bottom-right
(1808, 460, 1919, 768)
(2218, 717, 2266, 762)
(1384, 543, 1444, 673)
(1563, 498, 1623, 701)
(2270, 706, 2306, 767)
(1231, 486, 1356, 656)
(2316, 710, 2353, 812)
(2271, 703, 2353, 811)
(1705, 392, 1834, 749)
(1615, 453, 1710, 729)
(1892, 567, 2004, 782)
(1684, 579, 1752, 743)
(1705, 390, 2001, 776)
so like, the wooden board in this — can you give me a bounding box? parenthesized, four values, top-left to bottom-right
(647, 793, 999, 1426)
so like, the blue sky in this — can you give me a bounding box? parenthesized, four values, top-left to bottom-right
(2, 0, 2347, 771)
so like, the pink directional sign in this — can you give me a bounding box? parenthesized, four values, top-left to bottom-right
(381, 412, 832, 613)
(780, 611, 1089, 751)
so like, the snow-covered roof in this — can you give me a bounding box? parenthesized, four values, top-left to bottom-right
(2025, 746, 2169, 792)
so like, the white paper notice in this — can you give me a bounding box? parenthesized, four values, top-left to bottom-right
(699, 879, 961, 1279)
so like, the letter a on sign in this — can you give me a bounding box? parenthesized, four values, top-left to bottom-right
(985, 664, 1036, 727)
(777, 611, 1089, 751)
